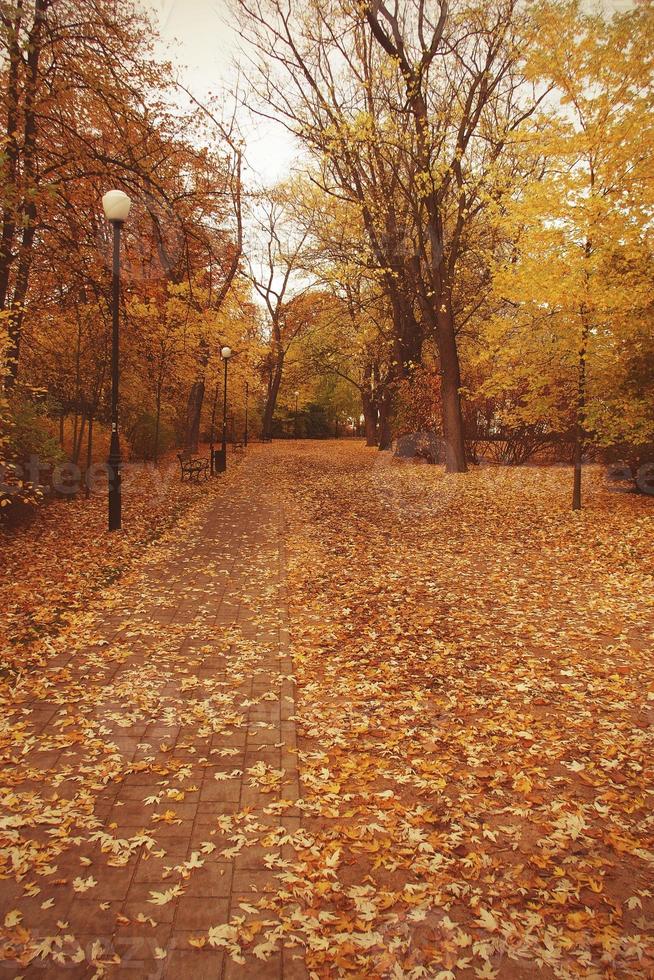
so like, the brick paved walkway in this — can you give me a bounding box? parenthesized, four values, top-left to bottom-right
(0, 455, 304, 978)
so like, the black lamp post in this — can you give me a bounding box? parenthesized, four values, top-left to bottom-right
(244, 380, 249, 447)
(209, 376, 220, 476)
(214, 346, 232, 473)
(102, 189, 131, 532)
(294, 390, 299, 437)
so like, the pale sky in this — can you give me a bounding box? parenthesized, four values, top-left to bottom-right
(141, 0, 636, 186)
(141, 0, 298, 187)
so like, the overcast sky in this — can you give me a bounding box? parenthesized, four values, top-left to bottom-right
(142, 0, 297, 187)
(141, 0, 636, 187)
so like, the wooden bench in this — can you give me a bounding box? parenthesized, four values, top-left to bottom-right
(231, 440, 245, 452)
(177, 451, 209, 482)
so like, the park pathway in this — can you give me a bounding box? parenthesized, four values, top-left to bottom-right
(0, 452, 305, 978)
(5, 441, 654, 979)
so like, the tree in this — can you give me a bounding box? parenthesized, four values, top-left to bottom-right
(127, 285, 189, 461)
(481, 0, 654, 507)
(172, 99, 244, 452)
(0, 0, 163, 383)
(246, 194, 315, 439)
(0, 0, 246, 468)
(234, 0, 546, 470)
(286, 177, 395, 447)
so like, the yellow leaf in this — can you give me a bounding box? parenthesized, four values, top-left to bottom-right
(513, 774, 533, 794)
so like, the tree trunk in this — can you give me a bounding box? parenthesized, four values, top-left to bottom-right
(185, 336, 209, 452)
(71, 312, 82, 460)
(378, 390, 393, 450)
(391, 290, 423, 378)
(85, 414, 93, 498)
(3, 0, 49, 387)
(154, 386, 162, 463)
(436, 304, 467, 473)
(403, 79, 467, 471)
(73, 412, 86, 465)
(262, 353, 284, 440)
(5, 210, 36, 383)
(411, 254, 467, 472)
(362, 391, 378, 446)
(72, 411, 78, 460)
(0, 4, 23, 314)
(572, 429, 583, 511)
(572, 317, 589, 511)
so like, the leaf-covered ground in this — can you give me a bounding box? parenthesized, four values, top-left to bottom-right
(0, 451, 224, 678)
(268, 442, 654, 978)
(0, 440, 653, 979)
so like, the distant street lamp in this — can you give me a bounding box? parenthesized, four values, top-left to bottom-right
(294, 390, 299, 437)
(216, 346, 233, 472)
(209, 376, 220, 476)
(102, 189, 131, 532)
(244, 380, 249, 447)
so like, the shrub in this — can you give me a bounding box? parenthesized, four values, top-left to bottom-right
(393, 364, 442, 438)
(128, 411, 175, 460)
(304, 403, 332, 438)
(1, 391, 63, 520)
(6, 392, 64, 465)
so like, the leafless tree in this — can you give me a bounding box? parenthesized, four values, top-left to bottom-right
(246, 194, 314, 438)
(232, 0, 547, 469)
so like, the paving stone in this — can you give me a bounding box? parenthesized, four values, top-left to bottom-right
(173, 896, 229, 930)
(180, 863, 233, 899)
(0, 455, 306, 978)
(231, 868, 283, 894)
(163, 944, 224, 979)
(223, 952, 282, 979)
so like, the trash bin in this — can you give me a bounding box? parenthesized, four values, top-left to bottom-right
(213, 448, 226, 474)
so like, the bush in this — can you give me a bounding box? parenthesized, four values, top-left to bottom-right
(0, 392, 63, 521)
(304, 404, 332, 438)
(394, 431, 443, 463)
(128, 411, 175, 460)
(393, 364, 442, 438)
(6, 392, 64, 465)
(602, 441, 654, 496)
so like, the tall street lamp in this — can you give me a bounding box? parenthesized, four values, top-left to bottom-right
(294, 390, 299, 437)
(215, 346, 233, 473)
(244, 380, 249, 447)
(102, 189, 131, 532)
(209, 375, 220, 476)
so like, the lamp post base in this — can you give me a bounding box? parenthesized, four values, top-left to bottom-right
(108, 431, 122, 531)
(213, 448, 226, 474)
